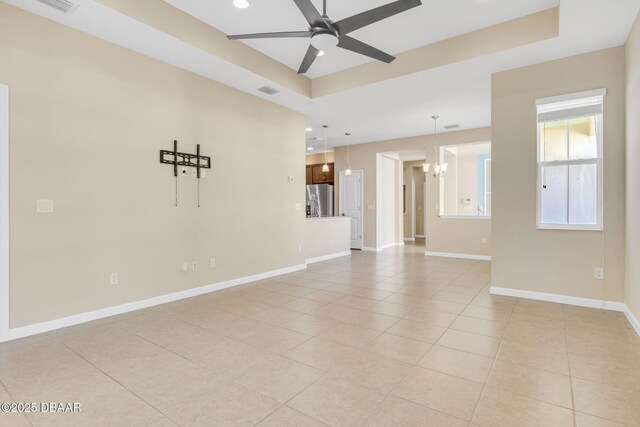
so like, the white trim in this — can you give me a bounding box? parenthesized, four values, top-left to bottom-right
(415, 235, 425, 238)
(490, 286, 640, 338)
(490, 286, 624, 311)
(536, 88, 607, 106)
(624, 308, 640, 337)
(339, 169, 364, 250)
(536, 92, 604, 231)
(3, 263, 307, 342)
(305, 216, 351, 223)
(489, 286, 640, 336)
(381, 242, 404, 249)
(362, 242, 404, 252)
(403, 238, 416, 242)
(305, 251, 351, 265)
(439, 215, 491, 220)
(426, 251, 491, 261)
(0, 85, 8, 343)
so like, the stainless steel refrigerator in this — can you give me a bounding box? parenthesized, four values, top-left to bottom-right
(306, 184, 334, 217)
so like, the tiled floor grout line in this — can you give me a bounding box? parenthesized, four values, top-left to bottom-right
(357, 262, 485, 427)
(55, 340, 179, 426)
(562, 304, 578, 427)
(467, 290, 517, 426)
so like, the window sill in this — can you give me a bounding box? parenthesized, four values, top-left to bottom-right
(536, 224, 603, 231)
(439, 215, 491, 220)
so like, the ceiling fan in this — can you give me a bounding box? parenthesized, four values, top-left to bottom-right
(227, 0, 423, 74)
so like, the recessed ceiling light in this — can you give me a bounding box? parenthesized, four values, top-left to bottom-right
(317, 50, 325, 57)
(233, 0, 249, 9)
(307, 147, 314, 151)
(305, 128, 313, 132)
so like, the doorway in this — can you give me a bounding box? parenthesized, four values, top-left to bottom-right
(1, 84, 9, 342)
(339, 170, 363, 249)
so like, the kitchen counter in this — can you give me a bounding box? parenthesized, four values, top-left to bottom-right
(305, 216, 351, 222)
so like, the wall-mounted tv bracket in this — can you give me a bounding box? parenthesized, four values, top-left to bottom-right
(160, 140, 211, 207)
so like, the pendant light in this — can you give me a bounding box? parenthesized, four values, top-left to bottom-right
(424, 115, 448, 178)
(345, 132, 352, 176)
(322, 125, 330, 172)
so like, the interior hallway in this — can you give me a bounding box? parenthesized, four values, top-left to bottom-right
(1, 246, 639, 426)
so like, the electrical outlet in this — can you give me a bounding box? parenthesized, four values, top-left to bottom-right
(210, 258, 216, 268)
(288, 176, 294, 182)
(192, 261, 198, 271)
(181, 262, 188, 273)
(109, 273, 118, 286)
(36, 199, 54, 214)
(594, 267, 604, 280)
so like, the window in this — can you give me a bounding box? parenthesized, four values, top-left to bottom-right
(439, 142, 491, 218)
(536, 89, 604, 230)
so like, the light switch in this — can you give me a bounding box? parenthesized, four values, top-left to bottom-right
(36, 199, 54, 214)
(368, 205, 376, 211)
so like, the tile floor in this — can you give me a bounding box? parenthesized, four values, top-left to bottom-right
(1, 242, 639, 426)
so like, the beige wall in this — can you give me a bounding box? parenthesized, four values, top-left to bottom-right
(626, 14, 640, 320)
(492, 47, 626, 301)
(413, 166, 425, 236)
(334, 128, 491, 256)
(302, 219, 351, 262)
(403, 161, 424, 239)
(376, 154, 402, 248)
(306, 152, 335, 166)
(0, 4, 308, 328)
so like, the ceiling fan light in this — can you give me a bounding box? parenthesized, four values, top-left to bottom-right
(422, 163, 431, 173)
(441, 163, 449, 173)
(345, 168, 352, 176)
(233, 0, 250, 8)
(311, 33, 338, 52)
(433, 164, 441, 175)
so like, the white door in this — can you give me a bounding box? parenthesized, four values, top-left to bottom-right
(339, 170, 363, 249)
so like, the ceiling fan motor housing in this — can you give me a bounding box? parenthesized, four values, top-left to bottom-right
(310, 30, 339, 51)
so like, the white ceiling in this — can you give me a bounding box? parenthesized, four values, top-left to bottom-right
(165, 0, 559, 78)
(2, 0, 640, 152)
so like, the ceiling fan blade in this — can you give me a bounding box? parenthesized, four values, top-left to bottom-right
(298, 44, 321, 74)
(293, 0, 328, 28)
(337, 35, 395, 63)
(334, 0, 422, 35)
(227, 31, 311, 40)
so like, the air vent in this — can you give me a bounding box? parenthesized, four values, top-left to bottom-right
(258, 86, 280, 95)
(444, 124, 460, 130)
(35, 0, 78, 13)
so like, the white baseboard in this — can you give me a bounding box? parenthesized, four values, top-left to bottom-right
(624, 308, 640, 337)
(415, 235, 425, 238)
(490, 286, 640, 337)
(403, 238, 415, 242)
(381, 242, 404, 249)
(4, 263, 307, 342)
(306, 251, 351, 264)
(490, 286, 625, 311)
(426, 251, 491, 261)
(362, 242, 404, 252)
